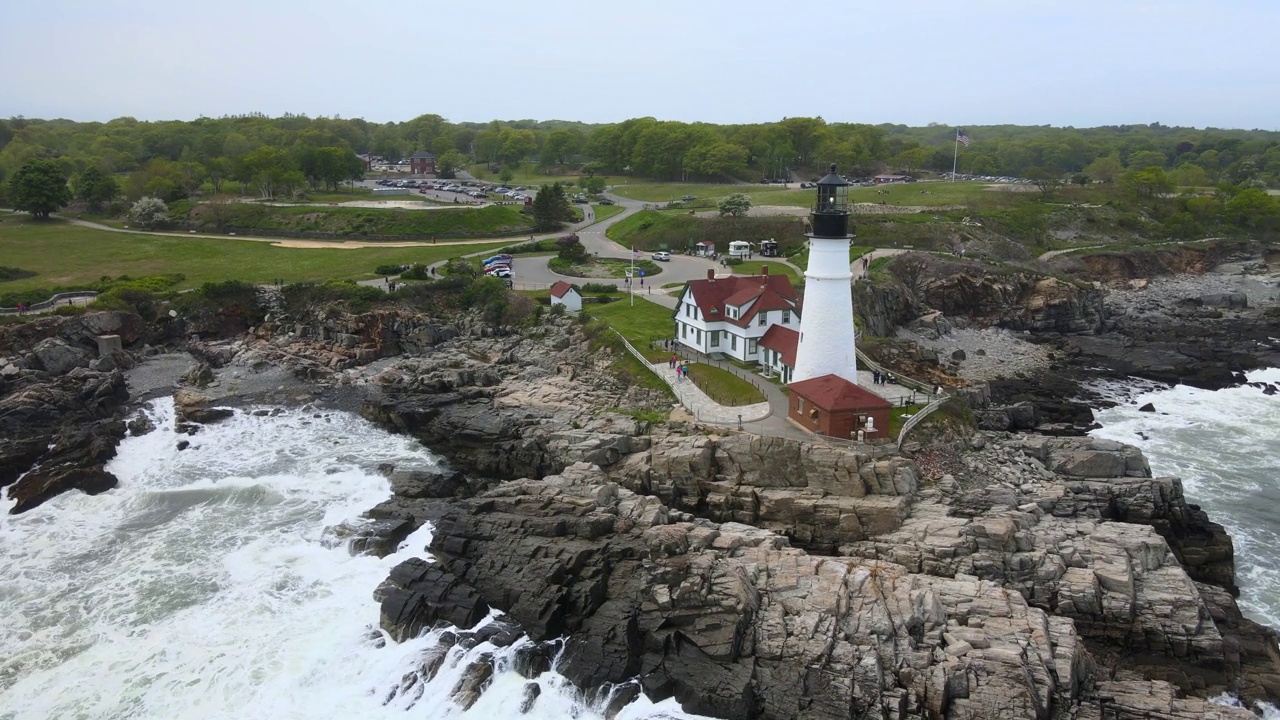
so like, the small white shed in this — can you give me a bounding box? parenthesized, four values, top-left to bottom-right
(550, 281, 583, 312)
(694, 241, 716, 257)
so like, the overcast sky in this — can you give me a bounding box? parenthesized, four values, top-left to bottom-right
(2, 0, 1276, 129)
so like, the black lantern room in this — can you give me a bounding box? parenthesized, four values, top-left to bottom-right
(811, 164, 851, 238)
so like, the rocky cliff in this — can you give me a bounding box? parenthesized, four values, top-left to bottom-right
(0, 312, 146, 513)
(346, 313, 1278, 717)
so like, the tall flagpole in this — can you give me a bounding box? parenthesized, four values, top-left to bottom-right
(951, 130, 959, 182)
(630, 246, 635, 306)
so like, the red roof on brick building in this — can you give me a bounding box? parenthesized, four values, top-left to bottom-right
(758, 325, 799, 366)
(788, 374, 891, 411)
(550, 281, 578, 299)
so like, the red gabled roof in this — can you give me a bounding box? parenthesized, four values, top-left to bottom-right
(696, 241, 715, 247)
(550, 281, 577, 299)
(758, 325, 799, 366)
(683, 274, 797, 328)
(788, 374, 891, 411)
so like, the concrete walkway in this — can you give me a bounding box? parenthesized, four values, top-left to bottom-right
(850, 248, 910, 281)
(652, 359, 771, 424)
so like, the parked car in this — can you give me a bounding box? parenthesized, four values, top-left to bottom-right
(598, 199, 615, 205)
(482, 254, 513, 265)
(681, 195, 696, 201)
(652, 251, 671, 261)
(485, 267, 513, 278)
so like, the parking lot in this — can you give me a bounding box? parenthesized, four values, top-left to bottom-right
(357, 177, 536, 206)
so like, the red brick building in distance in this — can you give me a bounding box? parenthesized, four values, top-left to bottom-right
(409, 151, 436, 175)
(787, 374, 892, 440)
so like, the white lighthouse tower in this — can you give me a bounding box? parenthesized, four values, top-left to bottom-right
(792, 164, 858, 385)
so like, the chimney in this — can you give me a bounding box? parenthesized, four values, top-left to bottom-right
(761, 265, 769, 276)
(707, 269, 715, 282)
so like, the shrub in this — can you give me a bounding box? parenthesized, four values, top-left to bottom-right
(90, 287, 161, 318)
(724, 257, 744, 266)
(0, 266, 36, 282)
(375, 264, 408, 275)
(580, 282, 619, 294)
(399, 264, 430, 280)
(280, 280, 384, 316)
(500, 238, 558, 254)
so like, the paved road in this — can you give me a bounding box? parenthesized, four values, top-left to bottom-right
(1035, 237, 1225, 262)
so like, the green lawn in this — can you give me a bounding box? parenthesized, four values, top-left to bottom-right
(0, 216, 510, 294)
(591, 203, 625, 223)
(787, 244, 876, 270)
(611, 183, 749, 203)
(684, 363, 767, 406)
(611, 180, 1023, 209)
(728, 260, 801, 283)
(467, 164, 593, 188)
(583, 296, 674, 362)
(173, 201, 534, 238)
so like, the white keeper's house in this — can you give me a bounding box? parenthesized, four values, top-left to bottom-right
(672, 267, 799, 364)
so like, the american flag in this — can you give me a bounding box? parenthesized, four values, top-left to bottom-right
(957, 129, 971, 147)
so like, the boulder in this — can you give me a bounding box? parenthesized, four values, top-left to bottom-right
(32, 337, 90, 375)
(1198, 293, 1247, 309)
(385, 467, 466, 499)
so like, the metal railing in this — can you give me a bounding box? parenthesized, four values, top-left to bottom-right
(650, 338, 775, 403)
(614, 332, 769, 425)
(0, 291, 99, 316)
(895, 394, 951, 449)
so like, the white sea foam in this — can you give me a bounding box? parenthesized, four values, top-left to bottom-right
(0, 399, 711, 720)
(1091, 368, 1280, 629)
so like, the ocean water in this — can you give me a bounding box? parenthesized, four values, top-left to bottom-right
(0, 399, 708, 720)
(1089, 367, 1280, 629)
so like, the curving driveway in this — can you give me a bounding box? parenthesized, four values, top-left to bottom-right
(442, 193, 780, 305)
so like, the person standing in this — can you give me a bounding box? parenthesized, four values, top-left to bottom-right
(873, 369, 881, 385)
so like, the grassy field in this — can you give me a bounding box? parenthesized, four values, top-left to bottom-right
(583, 296, 673, 362)
(467, 164, 595, 188)
(611, 180, 1032, 210)
(684, 363, 766, 406)
(788, 244, 877, 269)
(728, 260, 801, 283)
(607, 211, 807, 253)
(591, 204, 626, 223)
(174, 202, 535, 238)
(0, 215, 510, 294)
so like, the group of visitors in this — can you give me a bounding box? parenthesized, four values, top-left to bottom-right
(669, 354, 690, 382)
(15, 302, 30, 315)
(871, 369, 896, 385)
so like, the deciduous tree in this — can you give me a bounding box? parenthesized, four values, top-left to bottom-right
(1083, 155, 1124, 184)
(436, 150, 467, 179)
(129, 196, 169, 226)
(9, 159, 70, 219)
(1026, 166, 1064, 199)
(718, 193, 752, 217)
(73, 166, 120, 210)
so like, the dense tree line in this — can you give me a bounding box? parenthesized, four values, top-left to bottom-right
(2, 113, 1278, 215)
